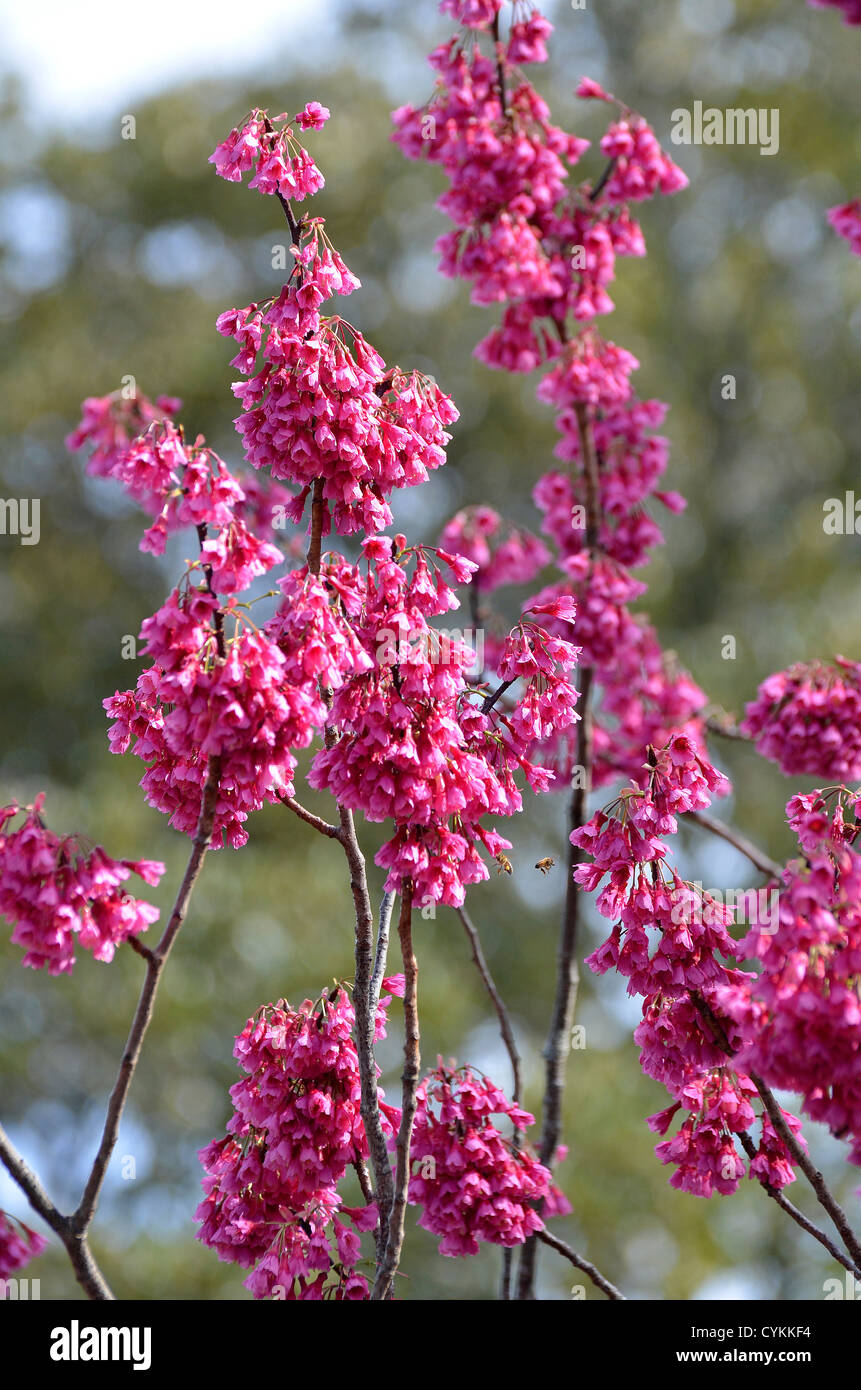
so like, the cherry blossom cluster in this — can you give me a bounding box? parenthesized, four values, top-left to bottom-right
(215, 195, 459, 536)
(718, 787, 861, 1167)
(104, 583, 320, 849)
(398, 4, 705, 798)
(67, 393, 287, 570)
(196, 981, 401, 1300)
(209, 104, 329, 201)
(306, 541, 580, 907)
(408, 1063, 568, 1255)
(0, 796, 163, 975)
(573, 735, 804, 1197)
(0, 1210, 47, 1279)
(740, 657, 861, 781)
(439, 506, 549, 598)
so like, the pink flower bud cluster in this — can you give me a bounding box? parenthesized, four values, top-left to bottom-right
(64, 388, 181, 481)
(439, 506, 549, 595)
(307, 539, 580, 907)
(219, 222, 459, 536)
(408, 1062, 569, 1256)
(573, 736, 803, 1197)
(0, 796, 163, 974)
(0, 1211, 47, 1279)
(196, 981, 400, 1300)
(398, 11, 702, 797)
(741, 658, 861, 781)
(718, 789, 861, 1166)
(104, 585, 321, 849)
(209, 107, 328, 201)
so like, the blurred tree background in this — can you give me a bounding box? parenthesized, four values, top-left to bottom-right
(1, 0, 861, 1300)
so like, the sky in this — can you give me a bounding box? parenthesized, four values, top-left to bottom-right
(0, 0, 339, 125)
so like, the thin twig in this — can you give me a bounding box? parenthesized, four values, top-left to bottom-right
(372, 882, 418, 1300)
(0, 1125, 112, 1299)
(536, 1228, 626, 1300)
(457, 903, 524, 1302)
(481, 678, 514, 715)
(686, 809, 783, 881)
(519, 400, 600, 1300)
(370, 891, 395, 1013)
(735, 1128, 861, 1277)
(750, 1072, 861, 1272)
(693, 994, 861, 1274)
(0, 755, 222, 1299)
(341, 804, 395, 1270)
(706, 714, 749, 743)
(73, 755, 223, 1235)
(278, 793, 341, 840)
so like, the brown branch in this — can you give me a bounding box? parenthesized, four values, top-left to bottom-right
(456, 905, 521, 1103)
(307, 476, 325, 574)
(370, 890, 395, 1013)
(457, 902, 524, 1301)
(734, 1127, 861, 1277)
(686, 808, 784, 881)
(750, 1072, 861, 1272)
(0, 1125, 113, 1299)
(372, 882, 418, 1300)
(536, 1228, 626, 1300)
(693, 994, 861, 1274)
(278, 792, 341, 840)
(481, 678, 515, 715)
(73, 755, 222, 1236)
(341, 804, 395, 1271)
(0, 755, 222, 1299)
(519, 401, 600, 1299)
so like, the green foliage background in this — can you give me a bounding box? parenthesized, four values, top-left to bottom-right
(1, 0, 860, 1300)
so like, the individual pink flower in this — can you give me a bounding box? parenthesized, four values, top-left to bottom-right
(0, 1211, 47, 1278)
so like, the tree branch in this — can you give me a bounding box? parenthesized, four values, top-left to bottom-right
(372, 882, 418, 1300)
(536, 1228, 626, 1300)
(456, 905, 521, 1104)
(686, 808, 783, 880)
(278, 792, 341, 840)
(73, 755, 223, 1236)
(519, 401, 600, 1299)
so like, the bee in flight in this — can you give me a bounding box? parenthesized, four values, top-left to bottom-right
(534, 857, 555, 875)
(495, 852, 513, 876)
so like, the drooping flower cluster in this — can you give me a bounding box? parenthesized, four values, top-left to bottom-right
(717, 788, 861, 1167)
(0, 1211, 47, 1279)
(104, 583, 320, 849)
(573, 735, 804, 1196)
(740, 657, 861, 780)
(215, 192, 459, 536)
(408, 1063, 568, 1255)
(0, 797, 163, 975)
(398, 5, 703, 794)
(209, 106, 329, 200)
(439, 507, 549, 597)
(307, 540, 579, 907)
(196, 981, 401, 1300)
(65, 388, 181, 482)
